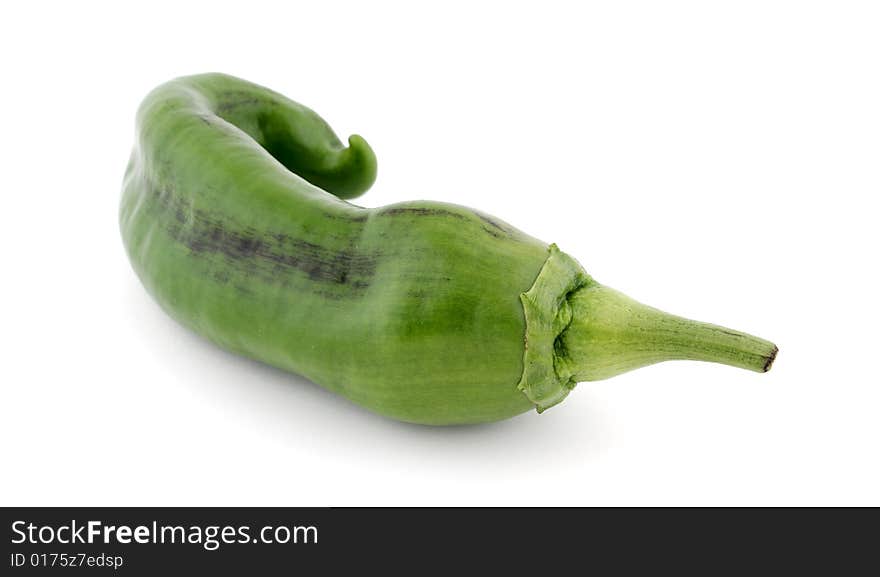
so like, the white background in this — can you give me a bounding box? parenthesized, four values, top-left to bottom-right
(2, 1, 878, 506)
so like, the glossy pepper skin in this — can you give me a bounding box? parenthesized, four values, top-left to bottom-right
(120, 73, 777, 425)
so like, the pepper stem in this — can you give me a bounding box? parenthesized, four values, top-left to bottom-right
(557, 284, 778, 382)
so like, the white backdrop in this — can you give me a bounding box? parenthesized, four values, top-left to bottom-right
(2, 1, 877, 506)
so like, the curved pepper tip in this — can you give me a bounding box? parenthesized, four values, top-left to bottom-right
(330, 133, 377, 200)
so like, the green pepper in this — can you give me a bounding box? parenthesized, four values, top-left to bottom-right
(120, 73, 777, 425)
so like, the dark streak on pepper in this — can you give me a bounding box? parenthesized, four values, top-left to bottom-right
(149, 181, 377, 294)
(215, 96, 263, 115)
(325, 211, 368, 223)
(475, 211, 510, 232)
(379, 207, 467, 219)
(480, 226, 503, 239)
